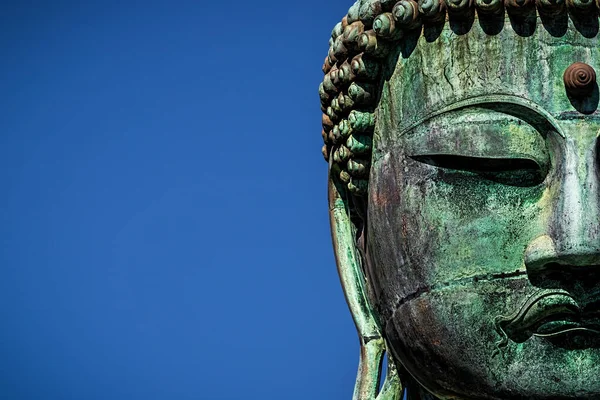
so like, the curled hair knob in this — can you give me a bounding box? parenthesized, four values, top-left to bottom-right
(343, 21, 366, 48)
(348, 82, 376, 105)
(347, 2, 361, 23)
(564, 62, 596, 97)
(339, 119, 352, 138)
(349, 110, 375, 132)
(331, 22, 344, 41)
(373, 12, 403, 39)
(346, 135, 373, 155)
(323, 73, 338, 95)
(322, 144, 330, 161)
(319, 83, 330, 105)
(419, 0, 446, 17)
(393, 0, 420, 28)
(347, 158, 371, 178)
(322, 114, 334, 131)
(333, 36, 349, 62)
(357, 30, 393, 57)
(359, 0, 383, 25)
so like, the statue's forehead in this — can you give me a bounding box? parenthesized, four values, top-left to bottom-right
(381, 20, 600, 136)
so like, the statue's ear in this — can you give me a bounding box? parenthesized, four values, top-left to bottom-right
(328, 169, 403, 400)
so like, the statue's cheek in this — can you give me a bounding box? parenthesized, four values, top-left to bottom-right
(370, 151, 547, 286)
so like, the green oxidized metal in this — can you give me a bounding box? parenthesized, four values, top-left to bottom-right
(321, 1, 600, 399)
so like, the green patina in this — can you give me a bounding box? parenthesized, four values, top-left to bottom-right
(322, 1, 600, 399)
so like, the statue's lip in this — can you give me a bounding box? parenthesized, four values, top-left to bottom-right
(495, 290, 600, 344)
(533, 322, 600, 339)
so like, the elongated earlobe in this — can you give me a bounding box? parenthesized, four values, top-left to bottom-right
(329, 168, 403, 400)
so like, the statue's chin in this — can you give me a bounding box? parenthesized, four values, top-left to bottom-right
(382, 281, 600, 400)
(393, 342, 600, 400)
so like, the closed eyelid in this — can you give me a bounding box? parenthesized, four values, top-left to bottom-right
(409, 154, 548, 186)
(398, 95, 564, 139)
(401, 103, 552, 173)
(410, 154, 542, 172)
(405, 122, 549, 160)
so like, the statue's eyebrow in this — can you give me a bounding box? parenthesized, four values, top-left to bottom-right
(399, 94, 565, 139)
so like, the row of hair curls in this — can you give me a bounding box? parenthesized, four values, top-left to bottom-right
(320, 0, 600, 195)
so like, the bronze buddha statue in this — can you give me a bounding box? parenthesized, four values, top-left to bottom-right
(319, 1, 600, 398)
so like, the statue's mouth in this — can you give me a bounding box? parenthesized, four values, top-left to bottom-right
(494, 290, 600, 350)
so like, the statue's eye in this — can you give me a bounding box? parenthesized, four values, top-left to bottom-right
(410, 154, 546, 187)
(402, 106, 551, 187)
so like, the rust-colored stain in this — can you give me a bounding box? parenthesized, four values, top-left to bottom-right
(564, 62, 596, 97)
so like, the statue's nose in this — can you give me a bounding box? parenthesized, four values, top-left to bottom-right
(524, 137, 600, 284)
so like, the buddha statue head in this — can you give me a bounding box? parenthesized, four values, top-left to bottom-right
(320, 1, 600, 399)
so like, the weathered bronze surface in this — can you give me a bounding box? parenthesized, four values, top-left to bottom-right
(320, 1, 600, 399)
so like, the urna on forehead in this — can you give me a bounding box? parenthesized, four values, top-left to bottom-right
(319, 0, 600, 197)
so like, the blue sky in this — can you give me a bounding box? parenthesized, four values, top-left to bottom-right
(0, 1, 364, 399)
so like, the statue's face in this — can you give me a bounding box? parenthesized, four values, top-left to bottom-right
(367, 20, 600, 399)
